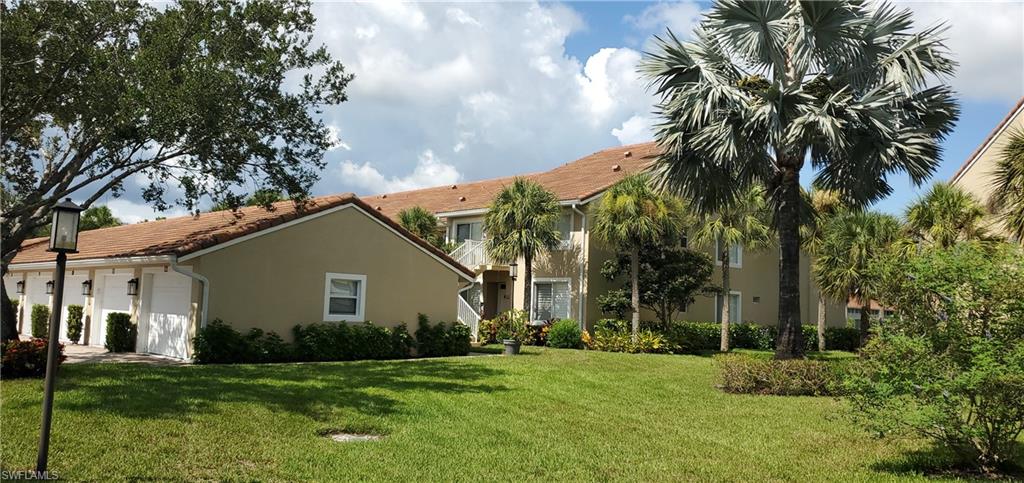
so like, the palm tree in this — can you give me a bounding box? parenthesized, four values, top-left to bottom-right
(398, 206, 444, 248)
(800, 189, 845, 351)
(991, 127, 1024, 242)
(592, 174, 687, 338)
(814, 211, 904, 346)
(639, 1, 959, 359)
(483, 178, 562, 317)
(905, 182, 992, 248)
(691, 185, 771, 351)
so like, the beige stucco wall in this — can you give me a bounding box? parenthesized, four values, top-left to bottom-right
(191, 205, 465, 340)
(951, 104, 1024, 238)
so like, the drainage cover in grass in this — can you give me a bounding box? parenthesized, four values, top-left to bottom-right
(319, 428, 383, 443)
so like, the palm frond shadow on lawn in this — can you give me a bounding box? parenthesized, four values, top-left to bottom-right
(47, 359, 509, 421)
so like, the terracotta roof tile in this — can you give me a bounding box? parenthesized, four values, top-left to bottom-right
(11, 195, 475, 278)
(363, 142, 659, 219)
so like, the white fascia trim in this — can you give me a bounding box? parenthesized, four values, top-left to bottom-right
(8, 255, 175, 272)
(952, 101, 1024, 185)
(580, 191, 604, 205)
(177, 203, 475, 282)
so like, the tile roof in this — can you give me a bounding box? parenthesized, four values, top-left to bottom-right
(11, 195, 475, 278)
(950, 96, 1024, 184)
(362, 141, 659, 219)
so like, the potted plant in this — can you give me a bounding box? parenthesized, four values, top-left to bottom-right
(497, 309, 529, 356)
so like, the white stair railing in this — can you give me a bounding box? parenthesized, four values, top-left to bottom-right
(457, 295, 481, 341)
(450, 239, 490, 267)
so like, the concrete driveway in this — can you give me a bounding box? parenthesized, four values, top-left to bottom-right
(63, 345, 187, 365)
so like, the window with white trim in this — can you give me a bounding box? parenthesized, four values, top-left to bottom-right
(715, 238, 743, 268)
(454, 222, 482, 243)
(715, 291, 741, 324)
(556, 212, 572, 250)
(533, 280, 570, 321)
(323, 273, 366, 322)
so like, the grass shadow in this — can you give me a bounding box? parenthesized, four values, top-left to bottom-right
(870, 443, 1024, 480)
(52, 357, 509, 422)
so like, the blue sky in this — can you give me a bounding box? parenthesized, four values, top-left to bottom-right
(102, 1, 1024, 223)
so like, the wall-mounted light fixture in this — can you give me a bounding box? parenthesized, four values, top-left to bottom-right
(127, 278, 139, 297)
(16, 280, 25, 294)
(509, 262, 518, 281)
(81, 280, 93, 296)
(45, 280, 55, 295)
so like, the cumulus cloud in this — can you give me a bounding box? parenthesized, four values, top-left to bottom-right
(626, 1, 704, 37)
(337, 150, 462, 194)
(104, 199, 188, 224)
(907, 2, 1024, 101)
(612, 115, 655, 145)
(326, 125, 351, 151)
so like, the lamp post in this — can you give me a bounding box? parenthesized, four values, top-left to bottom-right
(36, 198, 82, 474)
(509, 262, 518, 281)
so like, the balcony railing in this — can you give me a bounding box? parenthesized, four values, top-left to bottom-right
(450, 239, 492, 267)
(457, 295, 480, 341)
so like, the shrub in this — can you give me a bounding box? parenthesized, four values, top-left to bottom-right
(0, 338, 65, 379)
(823, 327, 859, 351)
(415, 314, 470, 357)
(717, 354, 845, 396)
(245, 328, 292, 363)
(635, 320, 859, 353)
(846, 242, 1024, 473)
(487, 309, 531, 343)
(66, 304, 84, 344)
(588, 323, 670, 354)
(105, 312, 136, 352)
(478, 318, 498, 344)
(31, 304, 49, 338)
(547, 319, 583, 349)
(193, 319, 250, 363)
(390, 323, 415, 358)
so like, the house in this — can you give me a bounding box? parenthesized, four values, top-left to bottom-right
(4, 195, 474, 360)
(363, 142, 847, 334)
(950, 96, 1024, 239)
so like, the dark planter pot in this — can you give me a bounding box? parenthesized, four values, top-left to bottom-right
(502, 339, 521, 356)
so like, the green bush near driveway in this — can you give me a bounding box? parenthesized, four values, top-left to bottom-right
(66, 304, 84, 343)
(30, 304, 49, 339)
(105, 312, 136, 352)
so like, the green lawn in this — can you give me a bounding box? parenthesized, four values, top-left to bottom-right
(0, 348, 976, 481)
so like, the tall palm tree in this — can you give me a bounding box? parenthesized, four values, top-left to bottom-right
(691, 185, 771, 351)
(991, 127, 1024, 242)
(814, 211, 904, 346)
(483, 178, 562, 317)
(398, 206, 444, 248)
(592, 174, 686, 338)
(639, 1, 959, 359)
(800, 189, 845, 351)
(905, 182, 991, 248)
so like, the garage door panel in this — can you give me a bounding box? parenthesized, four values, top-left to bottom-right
(144, 272, 191, 359)
(92, 274, 132, 346)
(22, 276, 49, 337)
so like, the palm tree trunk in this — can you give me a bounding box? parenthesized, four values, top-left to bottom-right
(522, 252, 533, 317)
(720, 249, 731, 352)
(859, 301, 871, 347)
(630, 246, 640, 341)
(775, 164, 805, 360)
(817, 295, 826, 352)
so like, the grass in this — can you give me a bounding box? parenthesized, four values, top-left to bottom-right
(0, 348, 992, 481)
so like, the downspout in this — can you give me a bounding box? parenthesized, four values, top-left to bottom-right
(572, 203, 587, 329)
(170, 257, 210, 329)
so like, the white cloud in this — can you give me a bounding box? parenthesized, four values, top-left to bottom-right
(338, 150, 462, 194)
(612, 115, 655, 145)
(576, 48, 647, 124)
(446, 8, 481, 27)
(627, 1, 704, 37)
(326, 125, 351, 151)
(354, 25, 379, 41)
(907, 2, 1024, 101)
(104, 199, 188, 224)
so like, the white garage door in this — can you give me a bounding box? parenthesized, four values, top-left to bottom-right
(92, 273, 132, 347)
(57, 274, 87, 343)
(22, 276, 50, 337)
(142, 272, 191, 359)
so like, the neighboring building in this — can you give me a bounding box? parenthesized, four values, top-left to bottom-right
(950, 97, 1024, 239)
(363, 142, 847, 333)
(4, 195, 474, 360)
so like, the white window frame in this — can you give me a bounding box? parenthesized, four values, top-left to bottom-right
(449, 217, 484, 244)
(323, 273, 367, 322)
(531, 277, 571, 322)
(555, 211, 573, 250)
(714, 238, 743, 268)
(715, 290, 742, 324)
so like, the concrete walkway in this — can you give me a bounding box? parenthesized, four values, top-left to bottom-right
(63, 344, 187, 365)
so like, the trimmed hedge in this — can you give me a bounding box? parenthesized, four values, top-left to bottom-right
(193, 315, 467, 364)
(1, 338, 66, 379)
(66, 304, 84, 344)
(547, 319, 584, 349)
(105, 312, 136, 352)
(31, 304, 50, 339)
(635, 320, 860, 353)
(716, 354, 847, 396)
